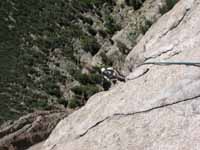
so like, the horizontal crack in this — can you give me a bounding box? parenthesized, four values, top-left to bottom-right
(113, 94, 200, 117)
(76, 94, 200, 139)
(144, 48, 174, 61)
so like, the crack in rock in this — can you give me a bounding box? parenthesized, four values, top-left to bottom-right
(144, 47, 174, 61)
(76, 94, 200, 139)
(159, 7, 189, 39)
(166, 50, 182, 58)
(78, 116, 111, 138)
(50, 144, 57, 150)
(127, 68, 150, 81)
(144, 6, 190, 62)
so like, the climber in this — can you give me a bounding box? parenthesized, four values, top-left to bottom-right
(101, 67, 126, 83)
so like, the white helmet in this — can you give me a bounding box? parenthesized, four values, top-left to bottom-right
(107, 67, 113, 71)
(101, 68, 106, 73)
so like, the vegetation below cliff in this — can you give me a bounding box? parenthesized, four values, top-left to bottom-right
(0, 0, 108, 123)
(0, 0, 178, 124)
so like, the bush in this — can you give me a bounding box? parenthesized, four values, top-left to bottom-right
(91, 65, 101, 73)
(166, 0, 178, 10)
(87, 26, 97, 36)
(89, 73, 103, 84)
(159, 0, 178, 14)
(71, 85, 86, 95)
(81, 16, 94, 25)
(26, 98, 48, 110)
(127, 31, 138, 41)
(104, 15, 121, 35)
(98, 29, 107, 38)
(85, 85, 101, 98)
(78, 0, 113, 8)
(68, 98, 81, 109)
(140, 19, 153, 35)
(74, 73, 91, 85)
(71, 85, 100, 99)
(116, 41, 130, 55)
(79, 0, 97, 8)
(58, 97, 68, 108)
(125, 0, 145, 10)
(74, 72, 103, 85)
(100, 52, 113, 66)
(44, 82, 61, 98)
(81, 35, 101, 55)
(127, 31, 138, 47)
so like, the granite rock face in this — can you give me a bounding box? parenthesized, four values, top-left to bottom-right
(125, 0, 197, 70)
(39, 0, 200, 149)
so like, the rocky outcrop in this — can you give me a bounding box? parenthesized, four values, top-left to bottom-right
(30, 0, 200, 149)
(0, 110, 68, 150)
(92, 0, 166, 71)
(27, 142, 44, 150)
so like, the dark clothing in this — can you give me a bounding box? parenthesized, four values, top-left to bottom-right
(102, 68, 126, 82)
(102, 69, 115, 79)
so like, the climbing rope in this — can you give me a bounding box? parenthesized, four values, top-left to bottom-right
(143, 61, 200, 66)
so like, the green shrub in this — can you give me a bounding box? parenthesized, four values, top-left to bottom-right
(166, 0, 178, 10)
(127, 31, 138, 41)
(58, 97, 68, 108)
(79, 0, 96, 8)
(74, 73, 91, 85)
(125, 0, 145, 10)
(71, 85, 85, 95)
(159, 0, 178, 14)
(89, 73, 103, 84)
(98, 29, 107, 38)
(104, 15, 121, 35)
(25, 98, 48, 110)
(87, 26, 97, 36)
(85, 85, 101, 98)
(116, 41, 130, 55)
(68, 98, 81, 109)
(44, 82, 61, 97)
(81, 35, 100, 55)
(91, 65, 101, 73)
(81, 16, 94, 25)
(78, 0, 113, 8)
(52, 70, 67, 84)
(35, 100, 49, 109)
(100, 52, 113, 66)
(140, 18, 153, 35)
(71, 85, 100, 99)
(74, 72, 103, 85)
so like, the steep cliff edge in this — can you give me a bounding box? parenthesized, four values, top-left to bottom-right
(37, 0, 200, 149)
(0, 110, 69, 150)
